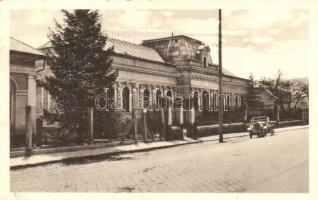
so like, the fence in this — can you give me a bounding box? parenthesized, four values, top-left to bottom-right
(31, 106, 309, 146)
(12, 105, 309, 156)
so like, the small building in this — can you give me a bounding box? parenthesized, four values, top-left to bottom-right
(10, 37, 45, 146)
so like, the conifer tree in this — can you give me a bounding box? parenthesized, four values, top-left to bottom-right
(39, 10, 116, 143)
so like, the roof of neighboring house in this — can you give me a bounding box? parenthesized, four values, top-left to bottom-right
(255, 84, 279, 100)
(10, 37, 45, 56)
(104, 38, 165, 63)
(222, 68, 238, 77)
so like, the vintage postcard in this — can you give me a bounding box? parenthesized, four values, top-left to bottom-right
(1, 0, 318, 199)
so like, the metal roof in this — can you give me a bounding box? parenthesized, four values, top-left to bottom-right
(38, 38, 165, 63)
(105, 38, 165, 63)
(10, 37, 45, 56)
(36, 37, 247, 79)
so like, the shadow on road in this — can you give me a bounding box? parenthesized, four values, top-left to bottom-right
(60, 154, 134, 166)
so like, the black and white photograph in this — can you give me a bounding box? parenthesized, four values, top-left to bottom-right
(1, 0, 317, 198)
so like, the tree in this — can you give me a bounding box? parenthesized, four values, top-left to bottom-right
(260, 70, 286, 111)
(291, 79, 308, 110)
(260, 71, 308, 112)
(244, 74, 264, 118)
(39, 10, 117, 143)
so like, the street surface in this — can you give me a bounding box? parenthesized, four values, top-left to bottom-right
(11, 128, 308, 192)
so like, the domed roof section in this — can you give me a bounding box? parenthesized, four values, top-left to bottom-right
(142, 35, 213, 65)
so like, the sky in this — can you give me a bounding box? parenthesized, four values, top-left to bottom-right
(10, 9, 309, 80)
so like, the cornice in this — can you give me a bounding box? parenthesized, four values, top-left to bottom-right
(10, 65, 37, 76)
(112, 64, 180, 78)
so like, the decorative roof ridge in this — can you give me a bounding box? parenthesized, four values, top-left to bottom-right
(142, 35, 203, 44)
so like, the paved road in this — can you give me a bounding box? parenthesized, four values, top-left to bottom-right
(11, 128, 308, 192)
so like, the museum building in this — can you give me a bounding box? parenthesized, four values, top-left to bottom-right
(10, 34, 252, 144)
(39, 35, 248, 114)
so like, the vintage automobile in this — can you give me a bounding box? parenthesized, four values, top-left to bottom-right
(247, 116, 274, 138)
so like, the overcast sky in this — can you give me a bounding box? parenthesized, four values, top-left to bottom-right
(10, 9, 308, 79)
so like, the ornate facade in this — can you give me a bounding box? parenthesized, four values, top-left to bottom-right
(10, 35, 251, 146)
(39, 35, 248, 115)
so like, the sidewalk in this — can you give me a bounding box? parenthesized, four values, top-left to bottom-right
(10, 125, 308, 169)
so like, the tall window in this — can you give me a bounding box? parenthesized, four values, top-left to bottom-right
(210, 93, 215, 111)
(203, 57, 207, 67)
(224, 95, 230, 111)
(166, 90, 172, 107)
(227, 95, 230, 110)
(143, 88, 150, 109)
(156, 89, 162, 108)
(122, 87, 130, 111)
(235, 96, 238, 108)
(194, 91, 199, 111)
(202, 90, 209, 110)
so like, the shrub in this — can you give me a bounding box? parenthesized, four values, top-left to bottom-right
(94, 110, 123, 139)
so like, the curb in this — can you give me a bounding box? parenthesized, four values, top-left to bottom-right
(10, 125, 308, 170)
(10, 140, 139, 158)
(10, 140, 201, 170)
(274, 125, 309, 133)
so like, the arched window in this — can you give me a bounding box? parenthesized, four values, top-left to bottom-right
(193, 91, 199, 111)
(143, 88, 150, 109)
(122, 87, 130, 112)
(202, 90, 209, 110)
(203, 57, 207, 67)
(166, 90, 172, 99)
(156, 89, 162, 108)
(210, 92, 215, 111)
(224, 95, 230, 111)
(166, 90, 172, 107)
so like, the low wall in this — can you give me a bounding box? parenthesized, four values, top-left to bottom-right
(197, 123, 247, 137)
(169, 120, 306, 138)
(276, 120, 304, 128)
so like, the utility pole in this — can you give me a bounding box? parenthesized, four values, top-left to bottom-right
(218, 9, 224, 143)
